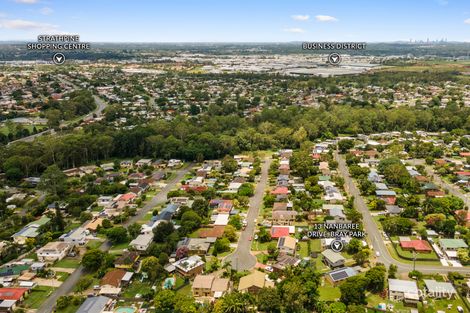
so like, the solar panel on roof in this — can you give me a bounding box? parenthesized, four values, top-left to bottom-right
(330, 271, 349, 281)
(330, 270, 348, 281)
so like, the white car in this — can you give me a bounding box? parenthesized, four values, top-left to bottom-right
(376, 251, 380, 257)
(265, 266, 273, 272)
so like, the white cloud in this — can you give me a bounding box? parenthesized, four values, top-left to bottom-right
(14, 0, 39, 3)
(39, 7, 53, 15)
(315, 15, 338, 22)
(0, 12, 7, 18)
(0, 19, 57, 31)
(291, 15, 310, 21)
(437, 0, 449, 6)
(283, 27, 305, 33)
(465, 18, 470, 24)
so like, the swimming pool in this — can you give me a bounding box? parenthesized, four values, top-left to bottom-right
(115, 307, 136, 313)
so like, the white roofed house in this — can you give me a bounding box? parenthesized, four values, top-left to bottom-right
(388, 279, 420, 304)
(423, 279, 457, 299)
(321, 249, 345, 269)
(173, 255, 204, 278)
(129, 233, 154, 252)
(36, 242, 72, 263)
(59, 227, 88, 246)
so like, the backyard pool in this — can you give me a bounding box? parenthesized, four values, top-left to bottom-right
(115, 307, 136, 313)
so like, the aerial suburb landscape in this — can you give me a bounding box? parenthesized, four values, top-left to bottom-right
(0, 1, 470, 313)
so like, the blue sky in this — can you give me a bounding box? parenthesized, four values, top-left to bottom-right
(1, 0, 470, 42)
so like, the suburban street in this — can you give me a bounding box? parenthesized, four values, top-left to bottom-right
(408, 159, 470, 208)
(9, 78, 108, 144)
(225, 157, 271, 271)
(335, 151, 470, 275)
(37, 164, 193, 313)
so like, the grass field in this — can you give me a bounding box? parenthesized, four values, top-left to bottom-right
(319, 282, 341, 301)
(122, 281, 153, 298)
(56, 271, 70, 282)
(54, 258, 81, 268)
(21, 286, 55, 309)
(0, 124, 47, 135)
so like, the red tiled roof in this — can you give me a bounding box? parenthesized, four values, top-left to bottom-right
(271, 187, 289, 195)
(119, 192, 137, 202)
(198, 226, 225, 238)
(455, 171, 470, 176)
(270, 226, 290, 238)
(455, 210, 470, 221)
(459, 152, 470, 157)
(400, 240, 432, 252)
(426, 190, 445, 197)
(100, 269, 126, 288)
(0, 288, 28, 301)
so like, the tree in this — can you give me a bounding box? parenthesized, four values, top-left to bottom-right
(257, 287, 281, 313)
(215, 292, 254, 313)
(457, 248, 470, 265)
(388, 264, 398, 278)
(56, 296, 70, 309)
(39, 165, 67, 195)
(353, 249, 370, 266)
(223, 225, 238, 242)
(106, 226, 128, 244)
(408, 270, 423, 280)
(127, 222, 142, 239)
(222, 155, 238, 173)
(338, 139, 354, 154)
(339, 276, 368, 305)
(382, 217, 415, 235)
(280, 281, 307, 313)
(180, 210, 202, 234)
(238, 183, 254, 197)
(213, 237, 230, 255)
(257, 227, 271, 243)
(365, 265, 386, 293)
(228, 214, 243, 230)
(141, 256, 163, 281)
(153, 221, 175, 242)
(75, 275, 94, 292)
(82, 249, 105, 271)
(346, 238, 362, 254)
(154, 289, 176, 313)
(324, 302, 347, 313)
(45, 109, 62, 128)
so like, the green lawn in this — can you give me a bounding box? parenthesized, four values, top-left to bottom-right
(0, 124, 46, 135)
(110, 241, 130, 253)
(319, 283, 341, 301)
(64, 222, 82, 233)
(175, 283, 192, 296)
(55, 303, 82, 313)
(54, 258, 81, 268)
(297, 241, 309, 258)
(252, 239, 275, 251)
(21, 286, 55, 309)
(385, 244, 441, 266)
(56, 271, 70, 282)
(86, 239, 103, 250)
(122, 281, 153, 298)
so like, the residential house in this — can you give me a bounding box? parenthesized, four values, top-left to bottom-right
(375, 190, 397, 205)
(423, 279, 457, 299)
(326, 267, 358, 285)
(59, 227, 87, 246)
(100, 269, 127, 288)
(439, 239, 468, 259)
(238, 271, 274, 294)
(115, 251, 139, 270)
(36, 242, 71, 263)
(277, 236, 297, 255)
(321, 249, 345, 268)
(271, 210, 297, 226)
(272, 255, 301, 272)
(173, 255, 204, 278)
(388, 279, 420, 304)
(192, 275, 230, 298)
(12, 216, 51, 245)
(76, 296, 112, 313)
(399, 239, 432, 253)
(130, 233, 154, 252)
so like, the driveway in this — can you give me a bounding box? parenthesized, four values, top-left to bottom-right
(36, 164, 193, 313)
(224, 157, 271, 271)
(335, 151, 470, 275)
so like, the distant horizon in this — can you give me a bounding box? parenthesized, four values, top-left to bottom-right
(1, 40, 470, 44)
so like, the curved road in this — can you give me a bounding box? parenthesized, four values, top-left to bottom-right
(8, 77, 108, 145)
(335, 151, 470, 275)
(37, 164, 193, 313)
(225, 157, 271, 271)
